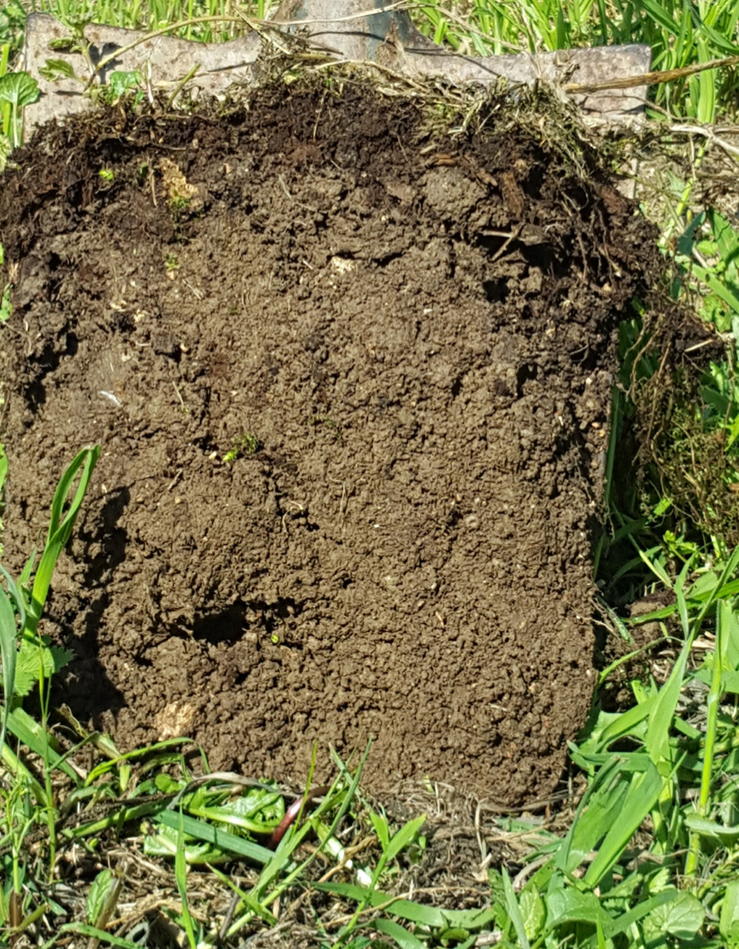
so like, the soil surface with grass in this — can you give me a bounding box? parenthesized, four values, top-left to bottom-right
(0, 78, 658, 804)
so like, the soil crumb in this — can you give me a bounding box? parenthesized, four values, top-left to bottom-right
(0, 79, 657, 804)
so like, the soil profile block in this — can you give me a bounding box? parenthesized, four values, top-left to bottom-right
(0, 82, 657, 803)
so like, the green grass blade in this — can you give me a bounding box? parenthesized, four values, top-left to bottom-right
(584, 762, 664, 886)
(154, 809, 273, 863)
(27, 446, 100, 633)
(644, 645, 691, 766)
(256, 744, 371, 908)
(385, 814, 425, 863)
(5, 706, 79, 782)
(0, 736, 48, 805)
(685, 598, 730, 876)
(371, 918, 426, 949)
(502, 867, 531, 949)
(175, 810, 197, 949)
(316, 882, 496, 930)
(0, 585, 18, 749)
(208, 865, 278, 925)
(54, 924, 143, 949)
(556, 758, 628, 873)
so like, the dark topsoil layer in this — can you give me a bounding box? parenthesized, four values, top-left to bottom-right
(0, 78, 659, 804)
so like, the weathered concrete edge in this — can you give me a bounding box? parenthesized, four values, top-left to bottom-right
(22, 12, 650, 137)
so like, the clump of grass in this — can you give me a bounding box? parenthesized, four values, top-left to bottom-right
(0, 0, 275, 53)
(412, 0, 736, 120)
(0, 447, 99, 930)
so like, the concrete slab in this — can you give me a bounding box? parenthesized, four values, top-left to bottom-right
(21, 0, 650, 138)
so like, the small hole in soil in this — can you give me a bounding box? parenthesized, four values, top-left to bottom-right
(520, 242, 570, 278)
(82, 487, 129, 583)
(25, 378, 47, 409)
(483, 279, 509, 303)
(570, 347, 598, 371)
(521, 166, 544, 200)
(193, 601, 247, 644)
(516, 363, 538, 396)
(243, 597, 304, 636)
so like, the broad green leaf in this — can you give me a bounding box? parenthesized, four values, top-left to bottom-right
(86, 868, 113, 923)
(519, 883, 545, 940)
(13, 634, 73, 697)
(709, 209, 739, 291)
(0, 283, 10, 322)
(647, 890, 704, 939)
(685, 814, 739, 842)
(0, 70, 40, 108)
(720, 602, 739, 670)
(86, 868, 121, 927)
(189, 786, 284, 834)
(603, 889, 684, 938)
(547, 886, 611, 930)
(721, 880, 739, 942)
(647, 866, 672, 894)
(48, 35, 83, 52)
(38, 58, 81, 83)
(109, 70, 142, 98)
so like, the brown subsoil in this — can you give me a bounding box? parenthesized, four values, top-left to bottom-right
(0, 77, 659, 804)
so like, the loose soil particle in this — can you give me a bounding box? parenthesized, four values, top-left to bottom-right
(0, 80, 658, 804)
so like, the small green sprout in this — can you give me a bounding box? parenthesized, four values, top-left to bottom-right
(165, 252, 180, 272)
(0, 283, 11, 323)
(223, 432, 261, 464)
(99, 168, 114, 182)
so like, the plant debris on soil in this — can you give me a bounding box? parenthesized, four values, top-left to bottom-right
(0, 73, 663, 805)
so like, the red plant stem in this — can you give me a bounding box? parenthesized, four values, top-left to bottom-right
(268, 785, 330, 849)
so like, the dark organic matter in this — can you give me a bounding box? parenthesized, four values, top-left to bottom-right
(0, 79, 660, 804)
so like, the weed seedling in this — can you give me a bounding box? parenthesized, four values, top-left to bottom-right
(224, 432, 261, 464)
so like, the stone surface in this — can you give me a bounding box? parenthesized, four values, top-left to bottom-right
(22, 1, 650, 137)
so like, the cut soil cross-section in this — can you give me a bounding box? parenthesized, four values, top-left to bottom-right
(0, 79, 658, 804)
